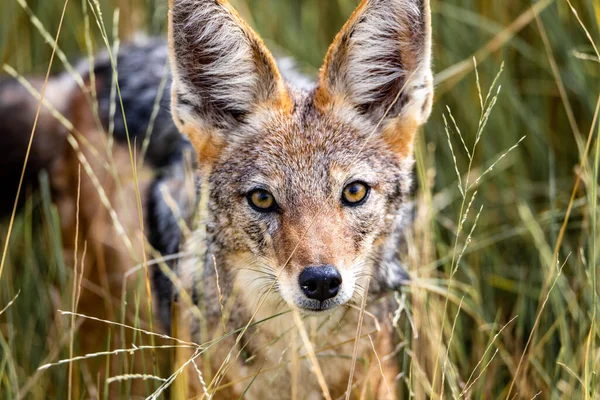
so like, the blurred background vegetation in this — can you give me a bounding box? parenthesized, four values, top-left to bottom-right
(1, 0, 599, 398)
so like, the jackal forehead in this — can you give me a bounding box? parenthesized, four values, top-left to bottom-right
(214, 98, 402, 202)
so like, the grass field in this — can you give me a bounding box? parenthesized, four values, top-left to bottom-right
(1, 0, 599, 398)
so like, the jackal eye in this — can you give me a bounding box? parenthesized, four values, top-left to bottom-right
(247, 189, 278, 212)
(342, 181, 370, 206)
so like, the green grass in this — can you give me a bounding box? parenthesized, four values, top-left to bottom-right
(1, 0, 599, 398)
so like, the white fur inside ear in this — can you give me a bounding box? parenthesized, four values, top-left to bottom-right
(170, 1, 269, 118)
(345, 1, 419, 103)
(402, 71, 434, 124)
(325, 0, 433, 123)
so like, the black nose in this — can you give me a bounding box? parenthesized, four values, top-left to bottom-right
(298, 265, 342, 302)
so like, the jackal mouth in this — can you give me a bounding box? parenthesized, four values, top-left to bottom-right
(298, 300, 337, 313)
(293, 290, 353, 313)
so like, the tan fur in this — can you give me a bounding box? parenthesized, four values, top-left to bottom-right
(381, 116, 420, 159)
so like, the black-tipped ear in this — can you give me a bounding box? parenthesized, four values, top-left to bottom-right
(316, 0, 433, 130)
(168, 0, 291, 164)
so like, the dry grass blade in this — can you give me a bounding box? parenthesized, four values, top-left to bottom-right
(212, 255, 227, 334)
(292, 309, 332, 400)
(68, 165, 82, 400)
(440, 296, 464, 399)
(15, 0, 84, 88)
(534, 6, 582, 146)
(367, 334, 392, 399)
(468, 136, 526, 191)
(0, 290, 20, 316)
(0, 0, 70, 280)
(106, 374, 166, 384)
(291, 327, 299, 400)
(455, 205, 484, 272)
(461, 315, 519, 394)
(191, 358, 210, 397)
(140, 58, 170, 164)
(446, 105, 471, 160)
(461, 349, 499, 397)
(556, 362, 586, 389)
(56, 311, 198, 346)
(505, 254, 570, 399)
(572, 50, 600, 62)
(238, 364, 264, 400)
(38, 345, 195, 371)
(564, 0, 600, 60)
(158, 185, 192, 239)
(148, 350, 203, 400)
(345, 278, 370, 400)
(443, 113, 465, 198)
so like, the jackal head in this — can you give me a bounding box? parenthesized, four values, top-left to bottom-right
(169, 0, 433, 312)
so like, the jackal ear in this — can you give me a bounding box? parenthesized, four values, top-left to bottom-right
(168, 0, 290, 164)
(316, 0, 433, 157)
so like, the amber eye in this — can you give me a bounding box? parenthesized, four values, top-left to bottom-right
(247, 189, 278, 212)
(342, 181, 370, 206)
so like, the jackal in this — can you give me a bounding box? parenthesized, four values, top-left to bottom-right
(167, 0, 433, 398)
(0, 0, 433, 398)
